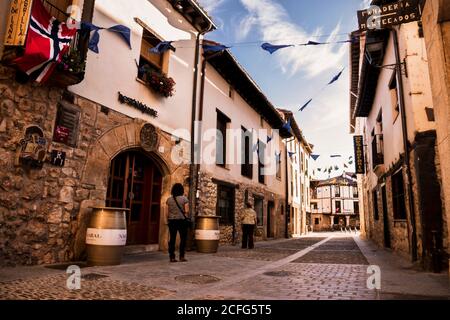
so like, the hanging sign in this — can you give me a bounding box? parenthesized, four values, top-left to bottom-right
(4, 0, 33, 46)
(50, 150, 66, 167)
(353, 135, 366, 174)
(357, 0, 420, 31)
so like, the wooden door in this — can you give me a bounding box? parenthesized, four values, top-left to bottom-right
(106, 151, 162, 245)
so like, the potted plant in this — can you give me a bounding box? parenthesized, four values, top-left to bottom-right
(47, 49, 86, 87)
(140, 64, 176, 98)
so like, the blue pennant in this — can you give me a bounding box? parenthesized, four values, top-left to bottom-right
(317, 168, 322, 172)
(328, 68, 345, 85)
(311, 154, 320, 161)
(150, 41, 174, 54)
(261, 42, 294, 54)
(282, 118, 292, 133)
(108, 25, 132, 49)
(203, 44, 230, 53)
(267, 134, 273, 144)
(82, 22, 102, 54)
(330, 155, 342, 158)
(305, 40, 322, 46)
(288, 151, 296, 158)
(300, 99, 313, 112)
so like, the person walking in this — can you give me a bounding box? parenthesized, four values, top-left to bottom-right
(241, 202, 257, 249)
(166, 183, 190, 262)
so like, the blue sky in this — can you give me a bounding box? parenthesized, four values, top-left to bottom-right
(198, 0, 371, 179)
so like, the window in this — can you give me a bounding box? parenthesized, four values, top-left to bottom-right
(335, 201, 341, 213)
(295, 173, 299, 197)
(392, 170, 407, 219)
(389, 71, 400, 122)
(217, 184, 235, 225)
(354, 201, 360, 214)
(241, 127, 253, 178)
(353, 187, 359, 198)
(276, 151, 282, 179)
(53, 101, 80, 147)
(258, 140, 266, 184)
(254, 197, 264, 226)
(216, 111, 230, 167)
(335, 186, 341, 197)
(315, 218, 320, 225)
(136, 24, 171, 80)
(373, 190, 379, 220)
(312, 203, 318, 210)
(372, 113, 384, 168)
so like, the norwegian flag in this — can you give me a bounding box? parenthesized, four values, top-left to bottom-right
(14, 0, 77, 83)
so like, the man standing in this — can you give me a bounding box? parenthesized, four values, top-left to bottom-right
(241, 202, 257, 249)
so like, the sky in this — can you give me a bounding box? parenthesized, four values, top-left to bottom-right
(197, 0, 372, 179)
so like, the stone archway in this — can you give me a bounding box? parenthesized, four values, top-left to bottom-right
(72, 120, 189, 259)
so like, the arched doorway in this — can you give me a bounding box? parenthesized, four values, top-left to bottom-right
(106, 150, 162, 245)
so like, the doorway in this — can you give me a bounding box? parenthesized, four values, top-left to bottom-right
(106, 150, 162, 245)
(267, 201, 274, 238)
(381, 185, 391, 248)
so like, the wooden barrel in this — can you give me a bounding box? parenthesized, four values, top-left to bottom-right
(195, 216, 220, 253)
(86, 207, 129, 266)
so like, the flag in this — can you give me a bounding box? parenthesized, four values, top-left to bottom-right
(282, 118, 292, 133)
(317, 168, 322, 172)
(305, 40, 322, 46)
(267, 134, 273, 143)
(311, 154, 320, 161)
(82, 23, 131, 53)
(150, 41, 173, 54)
(344, 164, 348, 168)
(14, 0, 77, 83)
(261, 42, 293, 54)
(334, 166, 339, 171)
(299, 99, 313, 112)
(288, 151, 296, 158)
(328, 68, 345, 85)
(330, 155, 342, 158)
(203, 44, 229, 53)
(108, 25, 131, 49)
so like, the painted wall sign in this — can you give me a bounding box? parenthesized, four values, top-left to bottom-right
(15, 126, 47, 169)
(85, 228, 127, 246)
(50, 150, 66, 167)
(353, 135, 366, 174)
(4, 0, 33, 46)
(118, 92, 158, 118)
(357, 0, 420, 31)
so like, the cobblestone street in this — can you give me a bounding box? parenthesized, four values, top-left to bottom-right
(0, 233, 448, 300)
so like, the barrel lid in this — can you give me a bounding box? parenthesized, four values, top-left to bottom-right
(196, 215, 220, 219)
(90, 206, 131, 211)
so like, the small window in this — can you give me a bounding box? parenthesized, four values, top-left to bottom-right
(217, 184, 235, 225)
(241, 127, 253, 178)
(335, 186, 341, 197)
(258, 140, 266, 184)
(136, 23, 171, 80)
(53, 102, 80, 147)
(373, 190, 379, 220)
(276, 151, 282, 179)
(216, 110, 230, 167)
(315, 218, 320, 225)
(392, 170, 407, 220)
(354, 201, 359, 214)
(335, 201, 341, 213)
(228, 85, 235, 99)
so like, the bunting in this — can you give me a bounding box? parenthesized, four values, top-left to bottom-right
(82, 22, 131, 54)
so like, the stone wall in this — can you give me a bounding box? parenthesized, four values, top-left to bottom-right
(0, 65, 189, 266)
(197, 172, 286, 245)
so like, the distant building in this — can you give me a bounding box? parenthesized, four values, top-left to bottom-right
(310, 174, 360, 231)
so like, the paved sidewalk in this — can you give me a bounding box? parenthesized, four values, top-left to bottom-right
(0, 233, 448, 300)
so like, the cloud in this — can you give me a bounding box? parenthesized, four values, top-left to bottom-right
(197, 0, 227, 14)
(238, 0, 347, 77)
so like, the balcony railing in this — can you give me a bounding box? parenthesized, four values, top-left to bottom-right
(372, 134, 384, 169)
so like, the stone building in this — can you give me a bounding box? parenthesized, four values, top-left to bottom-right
(0, 0, 215, 265)
(420, 0, 450, 276)
(310, 174, 360, 232)
(195, 48, 292, 245)
(279, 109, 312, 238)
(350, 0, 448, 272)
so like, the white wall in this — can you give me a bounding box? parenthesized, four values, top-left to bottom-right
(70, 0, 198, 138)
(200, 63, 285, 195)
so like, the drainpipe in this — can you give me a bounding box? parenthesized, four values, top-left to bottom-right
(392, 28, 418, 262)
(189, 25, 213, 221)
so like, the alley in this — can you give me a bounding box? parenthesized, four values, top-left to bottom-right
(1, 233, 448, 300)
